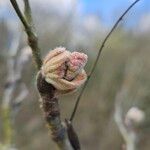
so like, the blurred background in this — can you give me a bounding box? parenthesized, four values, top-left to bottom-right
(0, 0, 150, 150)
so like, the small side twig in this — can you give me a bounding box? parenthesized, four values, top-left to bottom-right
(70, 0, 141, 122)
(10, 0, 42, 70)
(23, 0, 32, 23)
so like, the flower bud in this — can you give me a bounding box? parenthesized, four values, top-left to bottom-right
(41, 47, 88, 93)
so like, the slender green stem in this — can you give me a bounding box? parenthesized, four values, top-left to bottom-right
(23, 0, 32, 23)
(70, 0, 141, 122)
(10, 0, 42, 70)
(10, 0, 29, 30)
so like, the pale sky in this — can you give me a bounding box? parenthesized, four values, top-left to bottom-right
(0, 0, 149, 31)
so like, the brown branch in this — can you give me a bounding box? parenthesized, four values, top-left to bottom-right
(10, 0, 42, 70)
(70, 0, 141, 122)
(36, 72, 73, 150)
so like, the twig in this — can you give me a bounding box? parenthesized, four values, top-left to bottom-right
(10, 0, 29, 30)
(10, 0, 42, 70)
(70, 0, 141, 122)
(23, 0, 32, 23)
(36, 72, 73, 150)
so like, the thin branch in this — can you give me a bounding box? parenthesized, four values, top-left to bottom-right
(10, 0, 29, 30)
(36, 72, 73, 150)
(70, 0, 141, 122)
(10, 0, 42, 70)
(23, 0, 32, 23)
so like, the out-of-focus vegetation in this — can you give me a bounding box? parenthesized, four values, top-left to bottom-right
(0, 1, 150, 150)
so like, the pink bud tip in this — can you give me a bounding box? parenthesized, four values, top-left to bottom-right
(68, 52, 88, 71)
